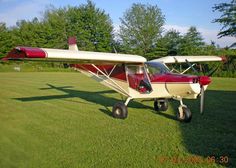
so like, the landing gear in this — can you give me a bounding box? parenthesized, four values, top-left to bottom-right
(112, 97, 131, 119)
(176, 99, 192, 122)
(112, 102, 128, 119)
(154, 99, 168, 111)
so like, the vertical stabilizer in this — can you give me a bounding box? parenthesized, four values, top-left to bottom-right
(68, 37, 79, 51)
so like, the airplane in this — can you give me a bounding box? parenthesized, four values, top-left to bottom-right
(2, 37, 226, 122)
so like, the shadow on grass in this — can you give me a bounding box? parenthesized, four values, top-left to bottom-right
(13, 83, 153, 117)
(173, 90, 236, 167)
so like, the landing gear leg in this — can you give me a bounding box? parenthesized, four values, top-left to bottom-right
(176, 99, 192, 123)
(112, 97, 132, 119)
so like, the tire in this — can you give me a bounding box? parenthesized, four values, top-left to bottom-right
(154, 99, 168, 112)
(177, 107, 192, 123)
(112, 102, 128, 119)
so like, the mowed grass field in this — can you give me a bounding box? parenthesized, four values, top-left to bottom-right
(0, 72, 235, 168)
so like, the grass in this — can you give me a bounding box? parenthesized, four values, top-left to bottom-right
(0, 62, 72, 72)
(0, 72, 235, 168)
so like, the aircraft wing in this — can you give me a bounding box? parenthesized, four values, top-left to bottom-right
(150, 56, 226, 64)
(2, 46, 146, 64)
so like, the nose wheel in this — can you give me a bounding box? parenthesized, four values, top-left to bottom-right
(177, 106, 192, 122)
(176, 99, 192, 122)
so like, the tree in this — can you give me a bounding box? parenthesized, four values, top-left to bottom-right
(178, 26, 205, 55)
(73, 0, 113, 52)
(42, 1, 113, 52)
(163, 29, 182, 55)
(0, 22, 10, 57)
(213, 0, 236, 39)
(119, 3, 165, 56)
(42, 6, 69, 49)
(0, 1, 114, 58)
(145, 38, 168, 58)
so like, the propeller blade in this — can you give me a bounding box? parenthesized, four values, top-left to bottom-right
(200, 86, 205, 114)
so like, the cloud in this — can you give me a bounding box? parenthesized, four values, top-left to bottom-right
(0, 0, 51, 26)
(164, 24, 235, 47)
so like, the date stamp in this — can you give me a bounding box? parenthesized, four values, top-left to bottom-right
(155, 155, 229, 165)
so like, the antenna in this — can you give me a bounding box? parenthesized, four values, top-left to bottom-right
(113, 46, 117, 53)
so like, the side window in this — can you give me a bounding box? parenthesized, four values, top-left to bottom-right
(126, 65, 152, 94)
(148, 66, 161, 75)
(146, 62, 170, 80)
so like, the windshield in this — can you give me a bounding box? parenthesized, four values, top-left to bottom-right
(145, 62, 170, 75)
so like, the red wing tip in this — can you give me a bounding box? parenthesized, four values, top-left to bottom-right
(68, 37, 77, 45)
(220, 56, 227, 63)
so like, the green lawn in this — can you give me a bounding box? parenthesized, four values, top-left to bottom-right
(0, 72, 235, 168)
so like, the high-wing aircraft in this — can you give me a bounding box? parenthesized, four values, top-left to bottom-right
(2, 37, 226, 122)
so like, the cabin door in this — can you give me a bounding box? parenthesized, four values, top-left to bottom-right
(126, 65, 152, 94)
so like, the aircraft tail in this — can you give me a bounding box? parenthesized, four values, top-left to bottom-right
(68, 37, 79, 51)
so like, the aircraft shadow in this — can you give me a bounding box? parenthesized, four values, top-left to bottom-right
(173, 90, 236, 167)
(13, 84, 153, 117)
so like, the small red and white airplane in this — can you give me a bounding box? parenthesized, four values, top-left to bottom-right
(3, 37, 225, 122)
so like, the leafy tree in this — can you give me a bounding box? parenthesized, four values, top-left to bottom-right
(213, 0, 236, 38)
(0, 22, 11, 57)
(119, 3, 165, 56)
(42, 6, 68, 48)
(42, 1, 113, 52)
(145, 38, 168, 59)
(71, 0, 113, 52)
(178, 26, 205, 55)
(12, 18, 46, 47)
(0, 0, 113, 54)
(163, 29, 182, 55)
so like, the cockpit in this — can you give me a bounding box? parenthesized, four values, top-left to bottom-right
(126, 62, 170, 94)
(145, 62, 170, 75)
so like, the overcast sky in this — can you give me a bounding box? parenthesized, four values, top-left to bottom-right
(0, 0, 235, 47)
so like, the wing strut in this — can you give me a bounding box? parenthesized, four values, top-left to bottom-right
(91, 64, 130, 97)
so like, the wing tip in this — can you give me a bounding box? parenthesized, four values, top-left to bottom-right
(220, 56, 227, 63)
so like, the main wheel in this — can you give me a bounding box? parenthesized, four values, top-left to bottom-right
(154, 99, 168, 112)
(177, 107, 192, 123)
(112, 102, 128, 119)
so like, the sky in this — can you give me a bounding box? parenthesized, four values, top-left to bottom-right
(0, 0, 235, 47)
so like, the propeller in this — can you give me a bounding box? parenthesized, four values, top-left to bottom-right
(185, 59, 224, 114)
(198, 76, 211, 114)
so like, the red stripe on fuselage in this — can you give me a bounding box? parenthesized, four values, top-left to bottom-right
(73, 64, 208, 85)
(150, 73, 197, 83)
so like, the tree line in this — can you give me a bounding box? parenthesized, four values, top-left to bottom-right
(0, 0, 235, 76)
